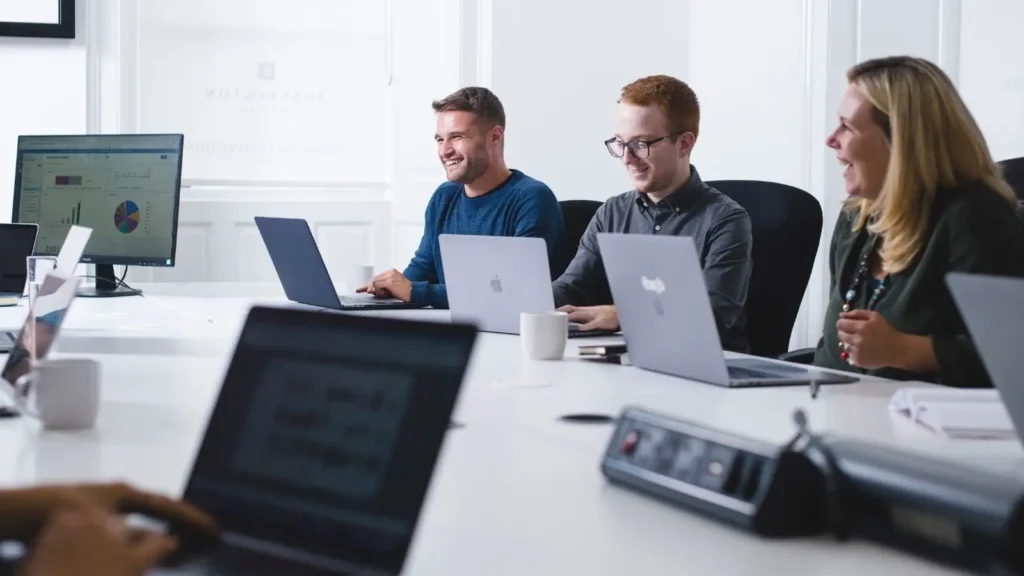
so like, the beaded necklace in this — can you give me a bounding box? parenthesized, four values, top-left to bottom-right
(839, 234, 890, 363)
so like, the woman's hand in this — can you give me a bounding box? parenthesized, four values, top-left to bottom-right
(836, 309, 938, 372)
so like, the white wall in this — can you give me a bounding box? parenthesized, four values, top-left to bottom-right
(0, 0, 87, 223)
(490, 0, 690, 200)
(959, 0, 1024, 162)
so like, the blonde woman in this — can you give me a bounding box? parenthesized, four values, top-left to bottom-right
(813, 56, 1024, 387)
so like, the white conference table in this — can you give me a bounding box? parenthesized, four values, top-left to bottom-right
(1, 283, 1023, 575)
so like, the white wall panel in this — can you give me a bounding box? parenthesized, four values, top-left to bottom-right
(856, 0, 941, 62)
(490, 0, 691, 201)
(959, 0, 1024, 162)
(126, 193, 391, 284)
(129, 0, 387, 184)
(687, 0, 809, 188)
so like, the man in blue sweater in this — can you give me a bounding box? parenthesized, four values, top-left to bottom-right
(359, 87, 568, 309)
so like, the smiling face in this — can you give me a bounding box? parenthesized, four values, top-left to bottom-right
(435, 111, 498, 184)
(613, 102, 693, 198)
(826, 85, 891, 199)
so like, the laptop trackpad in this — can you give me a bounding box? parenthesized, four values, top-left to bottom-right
(727, 358, 859, 384)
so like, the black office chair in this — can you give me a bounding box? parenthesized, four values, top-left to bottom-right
(708, 180, 823, 358)
(560, 200, 602, 254)
(997, 157, 1024, 222)
(999, 156, 1024, 200)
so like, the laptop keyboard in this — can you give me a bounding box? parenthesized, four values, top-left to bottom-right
(154, 543, 341, 575)
(567, 322, 617, 338)
(336, 295, 404, 308)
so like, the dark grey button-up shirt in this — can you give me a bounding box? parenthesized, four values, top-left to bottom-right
(552, 167, 753, 352)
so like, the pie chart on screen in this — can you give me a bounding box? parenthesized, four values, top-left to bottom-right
(114, 200, 140, 234)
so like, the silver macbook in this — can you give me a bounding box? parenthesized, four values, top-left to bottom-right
(597, 233, 858, 387)
(947, 272, 1024, 437)
(438, 234, 617, 337)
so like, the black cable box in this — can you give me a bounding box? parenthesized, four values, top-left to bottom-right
(600, 406, 828, 536)
(823, 436, 1024, 575)
(601, 405, 1024, 573)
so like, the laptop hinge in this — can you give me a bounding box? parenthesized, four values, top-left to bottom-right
(221, 531, 392, 576)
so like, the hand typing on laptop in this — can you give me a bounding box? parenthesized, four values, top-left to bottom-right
(558, 304, 619, 331)
(357, 268, 413, 302)
(20, 500, 178, 576)
(0, 482, 218, 549)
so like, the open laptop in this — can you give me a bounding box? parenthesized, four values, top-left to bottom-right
(597, 233, 859, 387)
(151, 305, 478, 575)
(254, 217, 422, 311)
(947, 272, 1024, 437)
(1, 225, 91, 353)
(0, 275, 82, 416)
(439, 234, 618, 337)
(0, 223, 38, 305)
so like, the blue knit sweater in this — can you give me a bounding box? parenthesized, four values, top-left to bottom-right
(404, 170, 568, 308)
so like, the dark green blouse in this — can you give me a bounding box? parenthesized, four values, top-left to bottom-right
(813, 182, 1024, 387)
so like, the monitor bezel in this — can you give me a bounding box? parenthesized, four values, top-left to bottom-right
(11, 133, 185, 268)
(0, 0, 75, 39)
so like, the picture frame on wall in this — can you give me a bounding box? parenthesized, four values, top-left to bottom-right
(0, 0, 75, 39)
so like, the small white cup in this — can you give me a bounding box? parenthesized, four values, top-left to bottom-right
(20, 358, 101, 430)
(520, 311, 568, 360)
(341, 264, 375, 293)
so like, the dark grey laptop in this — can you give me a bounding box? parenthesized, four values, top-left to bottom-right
(948, 272, 1024, 439)
(597, 233, 858, 387)
(0, 223, 37, 299)
(254, 217, 421, 311)
(151, 306, 477, 575)
(0, 224, 38, 352)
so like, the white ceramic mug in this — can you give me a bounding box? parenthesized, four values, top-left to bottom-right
(17, 358, 101, 430)
(342, 265, 375, 293)
(520, 311, 568, 360)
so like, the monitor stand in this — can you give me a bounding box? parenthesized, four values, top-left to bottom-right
(77, 264, 141, 298)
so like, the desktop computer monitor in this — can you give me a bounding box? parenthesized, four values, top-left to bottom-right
(11, 134, 184, 298)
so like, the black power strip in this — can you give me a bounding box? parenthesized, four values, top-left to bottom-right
(601, 405, 1024, 574)
(601, 406, 828, 537)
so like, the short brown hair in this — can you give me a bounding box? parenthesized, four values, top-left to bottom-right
(619, 75, 700, 139)
(431, 87, 506, 129)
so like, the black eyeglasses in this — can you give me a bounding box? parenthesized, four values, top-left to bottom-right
(604, 134, 679, 159)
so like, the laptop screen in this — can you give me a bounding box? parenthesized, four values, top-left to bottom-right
(0, 224, 37, 296)
(182, 307, 476, 573)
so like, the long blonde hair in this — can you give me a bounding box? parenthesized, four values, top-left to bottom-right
(844, 56, 1017, 273)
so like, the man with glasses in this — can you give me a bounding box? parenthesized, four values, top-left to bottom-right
(552, 75, 753, 352)
(359, 87, 568, 308)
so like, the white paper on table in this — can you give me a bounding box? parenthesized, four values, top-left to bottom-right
(889, 387, 1014, 439)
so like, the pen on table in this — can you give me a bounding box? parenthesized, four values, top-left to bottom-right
(809, 379, 820, 400)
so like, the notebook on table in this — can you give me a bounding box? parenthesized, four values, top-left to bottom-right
(889, 387, 1014, 439)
